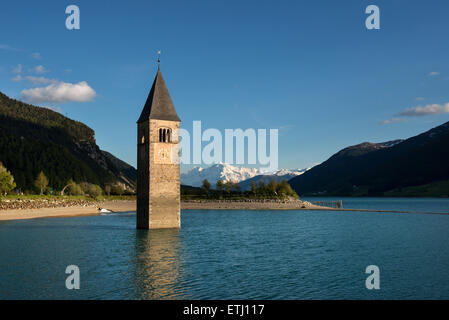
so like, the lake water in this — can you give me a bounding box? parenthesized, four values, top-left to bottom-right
(1, 198, 449, 300)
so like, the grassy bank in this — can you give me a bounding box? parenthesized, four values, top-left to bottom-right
(0, 194, 135, 201)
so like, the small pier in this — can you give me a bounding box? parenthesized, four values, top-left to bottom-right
(311, 200, 343, 209)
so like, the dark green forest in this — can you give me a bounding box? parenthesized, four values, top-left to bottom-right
(0, 129, 101, 191)
(289, 122, 449, 197)
(0, 92, 94, 142)
(0, 92, 136, 192)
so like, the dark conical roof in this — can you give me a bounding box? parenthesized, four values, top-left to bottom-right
(137, 69, 181, 123)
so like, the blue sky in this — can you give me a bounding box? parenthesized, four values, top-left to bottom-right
(1, 0, 449, 172)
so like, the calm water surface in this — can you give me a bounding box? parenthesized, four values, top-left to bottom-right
(1, 198, 449, 299)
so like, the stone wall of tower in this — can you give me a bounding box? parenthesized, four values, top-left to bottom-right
(137, 119, 180, 229)
(137, 120, 150, 229)
(148, 119, 180, 229)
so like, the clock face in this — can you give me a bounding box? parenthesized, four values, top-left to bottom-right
(158, 147, 168, 159)
(154, 144, 172, 164)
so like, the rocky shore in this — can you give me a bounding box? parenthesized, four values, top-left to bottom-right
(0, 198, 330, 221)
(0, 198, 324, 211)
(181, 199, 324, 210)
(0, 199, 136, 221)
(1, 198, 444, 222)
(0, 198, 101, 211)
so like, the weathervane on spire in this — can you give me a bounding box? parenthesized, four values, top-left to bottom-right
(157, 50, 161, 69)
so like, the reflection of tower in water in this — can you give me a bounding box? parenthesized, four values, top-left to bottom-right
(133, 229, 184, 299)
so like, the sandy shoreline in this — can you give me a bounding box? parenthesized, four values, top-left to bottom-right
(182, 200, 325, 210)
(0, 199, 324, 221)
(0, 200, 136, 221)
(1, 199, 448, 222)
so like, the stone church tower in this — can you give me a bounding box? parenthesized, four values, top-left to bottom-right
(137, 68, 181, 229)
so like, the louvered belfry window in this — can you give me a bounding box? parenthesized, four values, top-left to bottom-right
(159, 128, 171, 143)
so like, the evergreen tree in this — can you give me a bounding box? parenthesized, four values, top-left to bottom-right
(111, 184, 124, 196)
(223, 181, 234, 194)
(216, 180, 224, 192)
(278, 180, 298, 198)
(258, 181, 266, 195)
(61, 179, 75, 195)
(251, 181, 258, 195)
(34, 171, 48, 195)
(202, 179, 211, 195)
(0, 162, 16, 196)
(267, 180, 278, 195)
(67, 180, 83, 196)
(87, 184, 102, 199)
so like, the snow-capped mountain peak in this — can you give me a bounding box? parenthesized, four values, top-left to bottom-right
(181, 163, 262, 187)
(267, 168, 308, 176)
(181, 164, 309, 188)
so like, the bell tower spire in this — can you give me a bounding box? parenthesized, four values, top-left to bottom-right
(136, 61, 181, 229)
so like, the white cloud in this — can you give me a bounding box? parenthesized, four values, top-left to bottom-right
(12, 75, 23, 82)
(397, 103, 449, 117)
(429, 71, 440, 76)
(380, 118, 407, 125)
(381, 102, 449, 125)
(31, 65, 48, 74)
(12, 64, 23, 74)
(40, 105, 63, 113)
(21, 81, 96, 104)
(0, 44, 20, 51)
(24, 76, 58, 85)
(31, 52, 42, 60)
(12, 74, 58, 85)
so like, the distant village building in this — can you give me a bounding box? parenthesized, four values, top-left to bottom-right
(136, 67, 181, 229)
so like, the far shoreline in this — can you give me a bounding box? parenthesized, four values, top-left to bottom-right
(0, 199, 323, 221)
(1, 199, 449, 222)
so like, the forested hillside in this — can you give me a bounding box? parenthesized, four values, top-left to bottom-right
(0, 91, 136, 192)
(289, 122, 449, 197)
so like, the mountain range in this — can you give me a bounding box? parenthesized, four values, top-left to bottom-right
(2, 90, 448, 197)
(181, 163, 307, 189)
(0, 91, 136, 192)
(289, 121, 449, 197)
(238, 168, 308, 191)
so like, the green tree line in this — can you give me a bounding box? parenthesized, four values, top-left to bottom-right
(0, 161, 132, 200)
(0, 130, 101, 191)
(182, 179, 299, 200)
